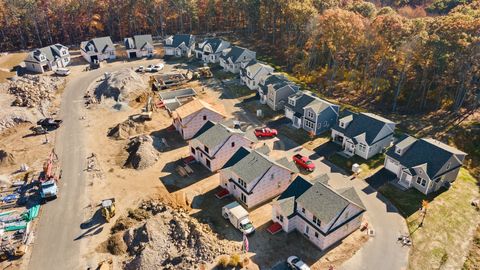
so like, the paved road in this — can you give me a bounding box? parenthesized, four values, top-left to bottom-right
(28, 59, 161, 270)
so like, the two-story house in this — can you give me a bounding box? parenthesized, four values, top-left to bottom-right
(219, 46, 256, 73)
(239, 60, 274, 91)
(172, 99, 226, 140)
(124, 34, 154, 59)
(80, 36, 116, 63)
(384, 136, 466, 194)
(258, 74, 299, 111)
(271, 175, 365, 250)
(189, 121, 257, 172)
(331, 112, 396, 159)
(24, 44, 70, 73)
(195, 38, 231, 63)
(285, 91, 340, 135)
(164, 34, 195, 58)
(220, 147, 298, 209)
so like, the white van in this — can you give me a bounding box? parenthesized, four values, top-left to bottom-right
(55, 68, 70, 76)
(222, 202, 255, 235)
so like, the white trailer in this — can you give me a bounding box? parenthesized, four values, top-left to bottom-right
(222, 202, 255, 235)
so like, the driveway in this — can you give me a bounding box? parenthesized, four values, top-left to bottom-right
(28, 59, 164, 270)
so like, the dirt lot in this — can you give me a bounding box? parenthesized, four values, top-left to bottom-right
(0, 52, 27, 83)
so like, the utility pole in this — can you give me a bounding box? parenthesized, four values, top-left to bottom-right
(419, 200, 429, 227)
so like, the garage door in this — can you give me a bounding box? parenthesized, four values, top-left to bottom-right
(385, 158, 401, 175)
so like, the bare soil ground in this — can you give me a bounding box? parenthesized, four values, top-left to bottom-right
(0, 52, 27, 83)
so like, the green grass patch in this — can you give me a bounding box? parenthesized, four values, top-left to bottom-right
(211, 68, 237, 81)
(380, 168, 479, 269)
(242, 100, 282, 121)
(328, 153, 384, 178)
(224, 83, 255, 99)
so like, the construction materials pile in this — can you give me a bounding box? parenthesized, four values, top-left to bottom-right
(108, 119, 147, 140)
(3, 75, 65, 108)
(122, 200, 237, 270)
(124, 135, 159, 170)
(95, 69, 148, 102)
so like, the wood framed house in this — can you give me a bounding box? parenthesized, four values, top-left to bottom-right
(189, 121, 257, 172)
(220, 147, 298, 209)
(384, 136, 466, 194)
(24, 44, 70, 73)
(285, 91, 340, 135)
(172, 99, 226, 140)
(195, 38, 231, 63)
(164, 34, 195, 58)
(80, 36, 116, 63)
(240, 60, 274, 90)
(124, 34, 154, 59)
(258, 74, 299, 111)
(219, 46, 256, 73)
(331, 112, 396, 159)
(271, 175, 365, 250)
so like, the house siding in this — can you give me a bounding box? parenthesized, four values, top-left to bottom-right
(174, 108, 225, 140)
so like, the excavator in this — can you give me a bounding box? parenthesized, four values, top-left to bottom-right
(101, 198, 116, 223)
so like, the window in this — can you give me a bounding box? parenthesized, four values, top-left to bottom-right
(205, 159, 211, 168)
(304, 120, 315, 129)
(240, 193, 247, 203)
(279, 215, 284, 222)
(233, 185, 236, 190)
(270, 173, 275, 179)
(304, 225, 309, 235)
(340, 122, 344, 128)
(238, 179, 247, 189)
(231, 142, 235, 148)
(358, 143, 367, 152)
(315, 232, 319, 238)
(191, 147, 196, 154)
(417, 177, 427, 187)
(313, 216, 321, 226)
(203, 115, 207, 121)
(204, 146, 209, 153)
(288, 99, 295, 106)
(307, 111, 315, 119)
(301, 208, 305, 213)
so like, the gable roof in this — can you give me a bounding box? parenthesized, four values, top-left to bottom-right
(296, 181, 365, 226)
(172, 99, 224, 120)
(276, 176, 313, 218)
(285, 91, 338, 117)
(259, 73, 298, 95)
(26, 44, 68, 63)
(386, 137, 466, 179)
(165, 34, 194, 48)
(81, 36, 114, 53)
(196, 38, 229, 53)
(193, 122, 247, 150)
(220, 46, 254, 63)
(125, 34, 153, 50)
(333, 111, 394, 145)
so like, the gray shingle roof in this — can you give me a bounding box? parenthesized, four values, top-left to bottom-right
(194, 122, 245, 150)
(165, 34, 194, 48)
(386, 137, 466, 179)
(332, 112, 394, 145)
(197, 38, 229, 53)
(240, 60, 273, 79)
(26, 44, 67, 63)
(276, 176, 313, 218)
(259, 73, 299, 95)
(275, 157, 300, 173)
(131, 34, 153, 50)
(229, 150, 274, 184)
(82, 36, 114, 53)
(337, 187, 366, 210)
(285, 91, 338, 117)
(220, 46, 253, 63)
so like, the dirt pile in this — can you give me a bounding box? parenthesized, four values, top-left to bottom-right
(124, 135, 159, 170)
(122, 200, 237, 270)
(108, 119, 146, 140)
(5, 75, 65, 108)
(95, 69, 148, 102)
(0, 150, 15, 166)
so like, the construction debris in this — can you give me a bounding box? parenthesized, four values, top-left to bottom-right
(0, 150, 15, 167)
(95, 69, 148, 102)
(124, 135, 159, 170)
(108, 119, 147, 140)
(4, 75, 65, 108)
(119, 200, 237, 270)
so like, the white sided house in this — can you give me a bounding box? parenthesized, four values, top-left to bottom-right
(384, 136, 466, 194)
(195, 38, 231, 63)
(24, 44, 70, 73)
(219, 46, 256, 73)
(271, 175, 366, 250)
(172, 99, 226, 140)
(220, 147, 299, 209)
(80, 36, 116, 63)
(258, 73, 299, 111)
(189, 122, 257, 172)
(164, 34, 195, 58)
(124, 34, 154, 59)
(285, 91, 340, 135)
(240, 60, 274, 90)
(331, 112, 396, 159)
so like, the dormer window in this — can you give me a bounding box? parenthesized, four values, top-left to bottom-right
(396, 147, 401, 154)
(288, 98, 295, 106)
(340, 122, 344, 128)
(204, 146, 209, 153)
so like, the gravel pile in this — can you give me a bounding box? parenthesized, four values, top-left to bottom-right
(124, 135, 159, 170)
(123, 200, 237, 270)
(6, 75, 65, 108)
(95, 68, 148, 102)
(108, 119, 147, 140)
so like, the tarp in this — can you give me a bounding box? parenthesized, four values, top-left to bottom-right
(4, 221, 27, 231)
(22, 204, 40, 222)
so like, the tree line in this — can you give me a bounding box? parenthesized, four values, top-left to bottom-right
(0, 0, 478, 113)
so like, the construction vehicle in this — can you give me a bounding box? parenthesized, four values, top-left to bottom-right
(197, 66, 213, 78)
(140, 96, 154, 121)
(38, 150, 59, 202)
(101, 198, 116, 222)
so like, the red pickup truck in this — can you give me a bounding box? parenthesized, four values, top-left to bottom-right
(254, 128, 278, 138)
(292, 154, 315, 172)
